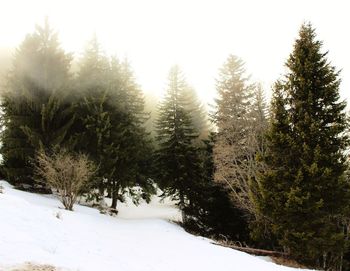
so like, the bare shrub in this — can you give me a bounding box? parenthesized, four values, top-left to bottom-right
(35, 149, 95, 211)
(0, 184, 3, 194)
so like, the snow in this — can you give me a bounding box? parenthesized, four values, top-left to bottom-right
(0, 180, 311, 271)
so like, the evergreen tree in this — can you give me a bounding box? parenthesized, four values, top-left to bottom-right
(212, 55, 266, 218)
(73, 34, 111, 172)
(0, 19, 73, 185)
(183, 132, 249, 241)
(108, 58, 154, 209)
(155, 66, 202, 220)
(256, 23, 349, 269)
(74, 37, 153, 210)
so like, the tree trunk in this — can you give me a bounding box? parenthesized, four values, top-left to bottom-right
(111, 195, 117, 209)
(179, 191, 186, 224)
(111, 180, 119, 210)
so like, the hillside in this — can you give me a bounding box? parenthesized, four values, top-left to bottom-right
(0, 181, 310, 271)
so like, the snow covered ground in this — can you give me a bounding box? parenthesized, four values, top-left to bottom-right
(0, 180, 310, 271)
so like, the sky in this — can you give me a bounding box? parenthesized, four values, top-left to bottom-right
(0, 0, 349, 106)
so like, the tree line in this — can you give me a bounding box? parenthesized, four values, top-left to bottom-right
(0, 20, 349, 270)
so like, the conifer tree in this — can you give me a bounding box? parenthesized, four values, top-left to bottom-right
(0, 19, 73, 185)
(213, 55, 266, 218)
(256, 23, 349, 269)
(155, 66, 202, 220)
(107, 58, 154, 209)
(74, 37, 152, 210)
(73, 35, 111, 163)
(183, 132, 250, 241)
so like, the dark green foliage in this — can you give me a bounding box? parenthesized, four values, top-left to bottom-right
(0, 19, 73, 185)
(183, 133, 249, 241)
(155, 66, 202, 217)
(154, 66, 248, 239)
(183, 182, 250, 241)
(73, 36, 153, 209)
(256, 23, 349, 269)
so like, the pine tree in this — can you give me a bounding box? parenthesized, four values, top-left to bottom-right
(183, 132, 250, 241)
(155, 66, 202, 220)
(0, 19, 73, 186)
(108, 58, 154, 209)
(74, 37, 153, 210)
(256, 23, 349, 269)
(213, 55, 266, 218)
(73, 36, 119, 204)
(73, 35, 111, 162)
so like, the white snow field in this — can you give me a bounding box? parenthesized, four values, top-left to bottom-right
(0, 181, 310, 271)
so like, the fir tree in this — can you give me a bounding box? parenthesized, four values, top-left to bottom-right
(73, 35, 111, 165)
(212, 55, 266, 218)
(256, 23, 349, 269)
(183, 132, 249, 241)
(0, 19, 73, 185)
(155, 66, 202, 220)
(74, 37, 153, 210)
(107, 58, 154, 209)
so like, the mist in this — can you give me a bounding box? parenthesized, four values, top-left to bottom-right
(1, 2, 350, 270)
(1, 0, 349, 106)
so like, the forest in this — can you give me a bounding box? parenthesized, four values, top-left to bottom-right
(0, 19, 349, 271)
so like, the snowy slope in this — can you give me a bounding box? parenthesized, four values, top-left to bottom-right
(0, 181, 310, 271)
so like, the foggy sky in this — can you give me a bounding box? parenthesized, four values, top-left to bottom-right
(0, 0, 349, 107)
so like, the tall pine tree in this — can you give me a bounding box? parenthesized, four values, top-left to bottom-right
(155, 66, 202, 220)
(256, 23, 349, 269)
(74, 37, 152, 210)
(213, 55, 266, 219)
(0, 19, 73, 186)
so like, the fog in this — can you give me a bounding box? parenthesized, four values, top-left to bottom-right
(1, 3, 350, 269)
(0, 0, 349, 105)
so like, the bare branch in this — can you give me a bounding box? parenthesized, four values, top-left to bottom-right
(35, 148, 96, 210)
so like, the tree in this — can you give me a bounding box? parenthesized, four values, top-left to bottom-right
(106, 58, 154, 210)
(35, 149, 95, 210)
(73, 37, 153, 210)
(183, 133, 249, 241)
(155, 66, 202, 220)
(212, 55, 267, 218)
(72, 35, 112, 196)
(256, 23, 349, 269)
(0, 19, 74, 186)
